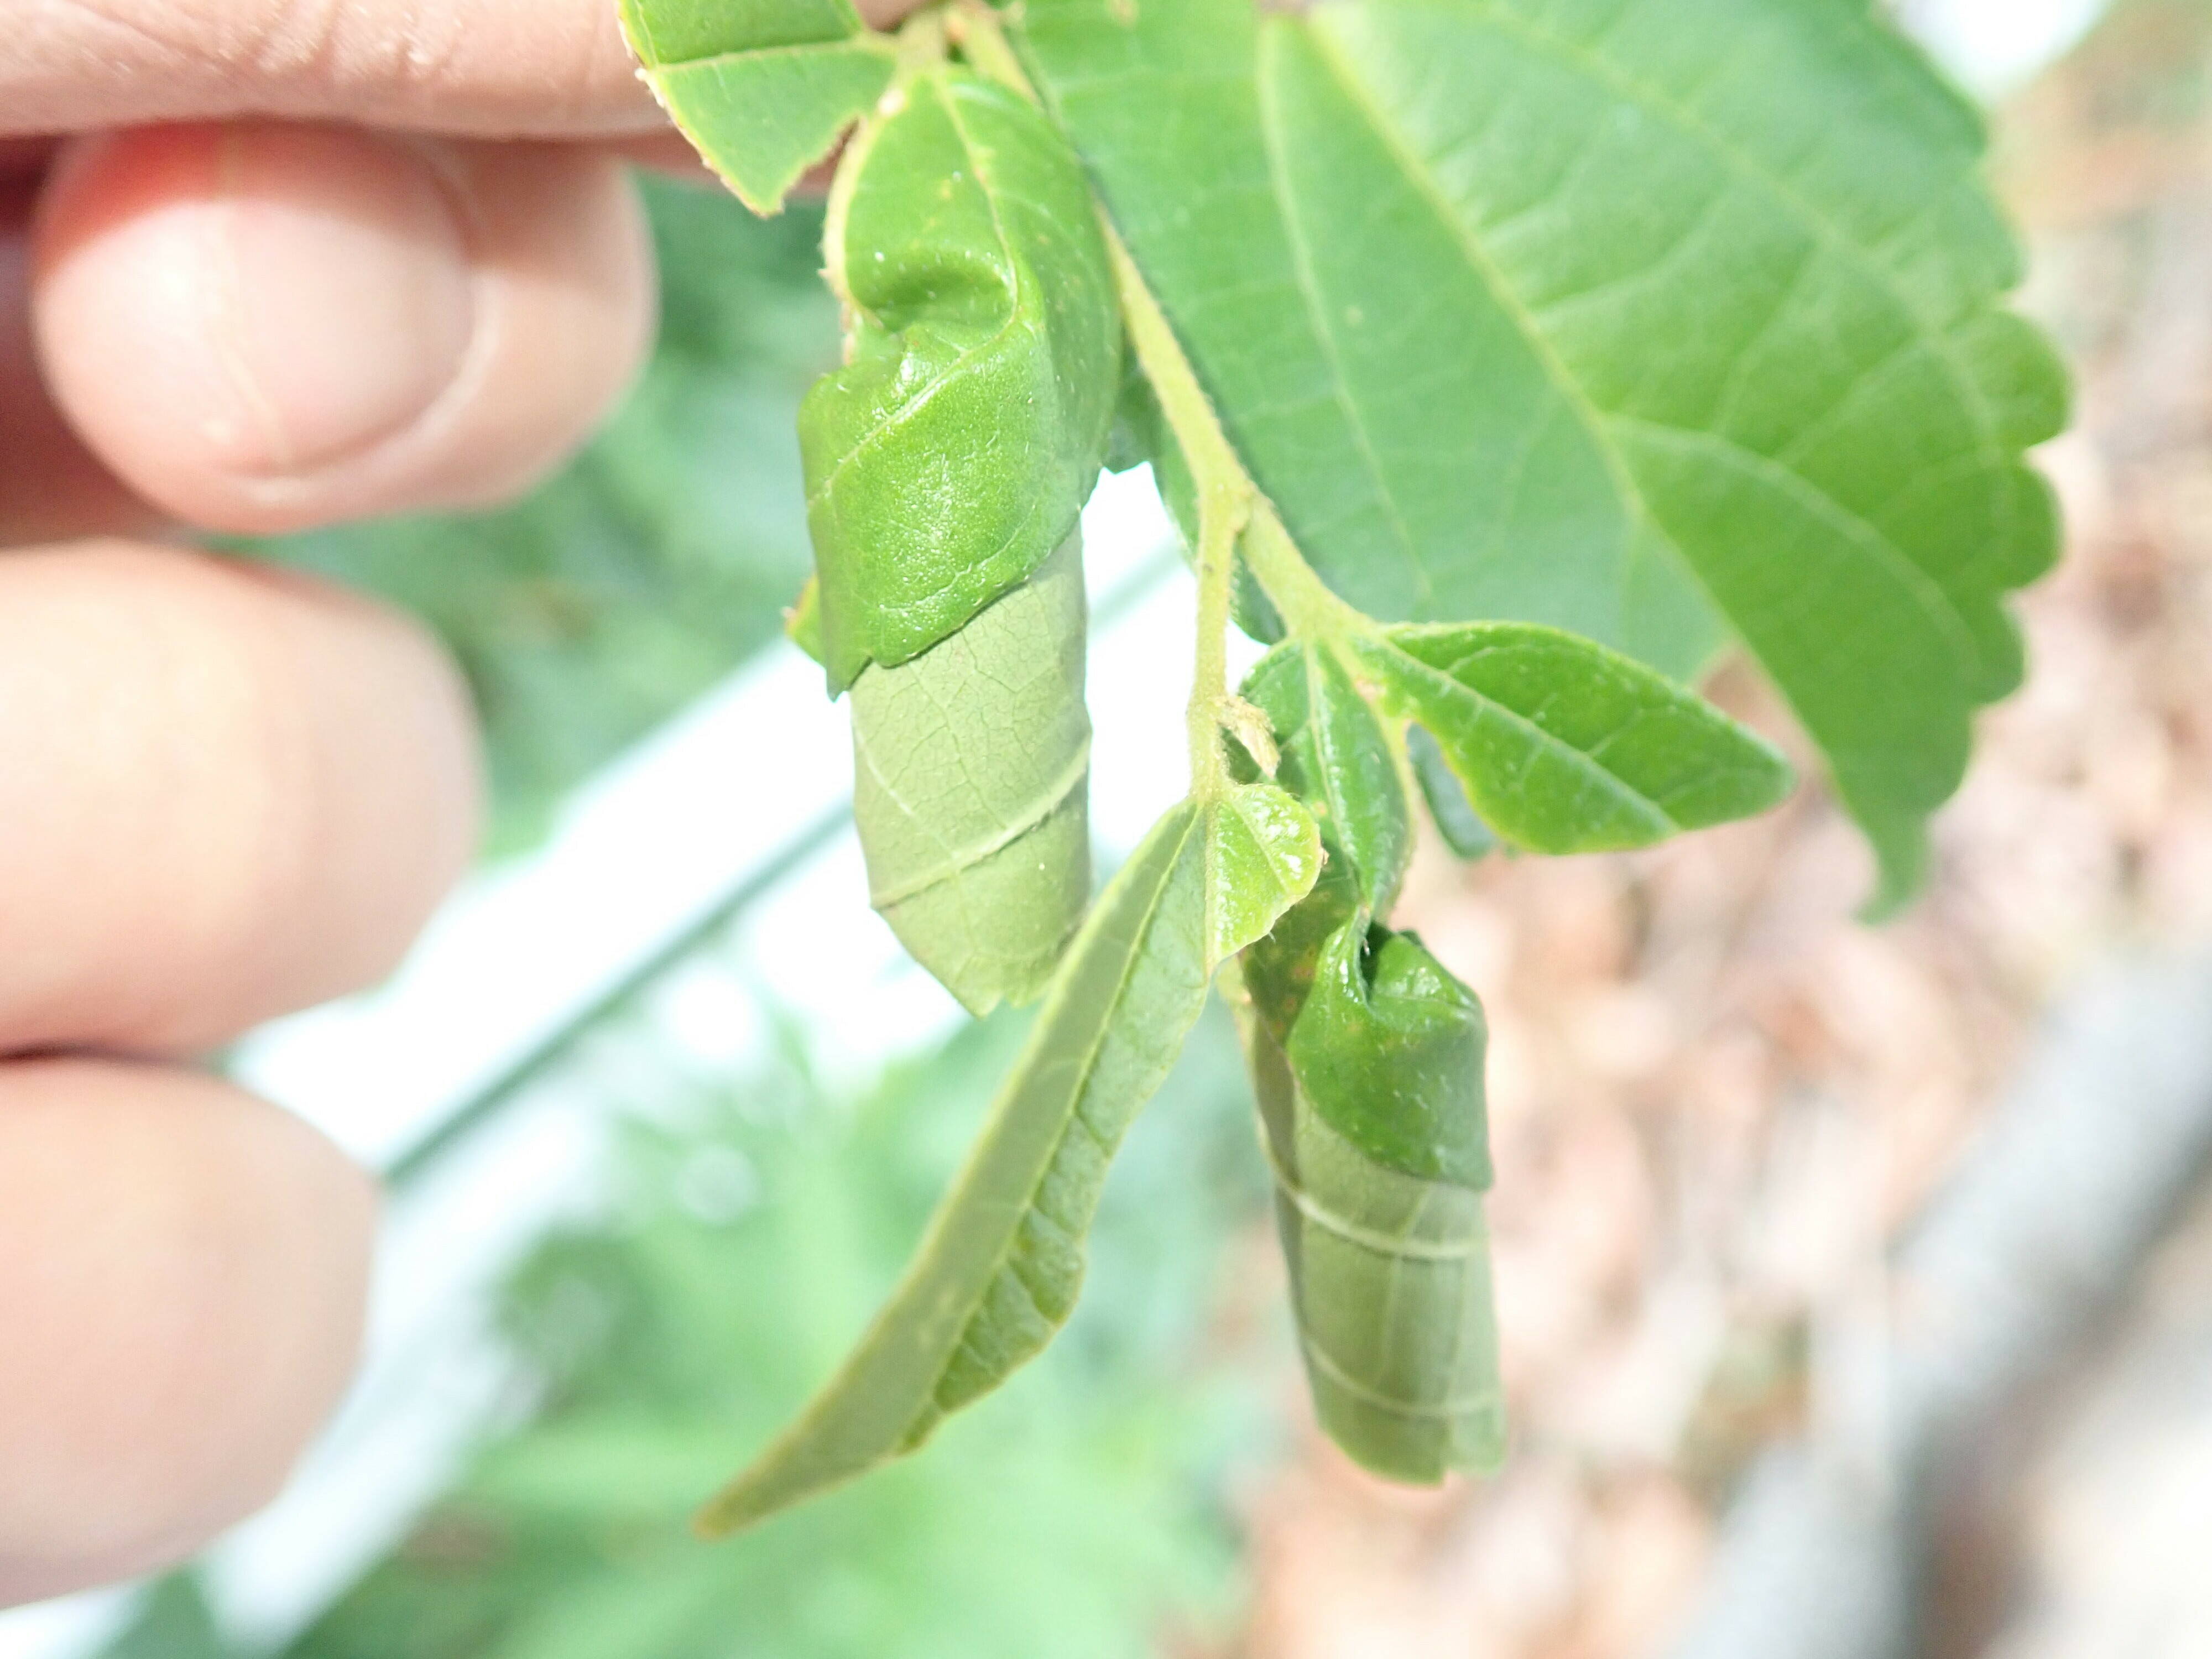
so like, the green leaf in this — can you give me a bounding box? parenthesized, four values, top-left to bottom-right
(1232, 555, 1289, 646)
(619, 0, 896, 216)
(1103, 350, 1166, 477)
(1243, 920, 1504, 1485)
(1013, 0, 2066, 907)
(804, 67, 1121, 691)
(1237, 642, 1411, 912)
(851, 533, 1092, 1016)
(1287, 921, 1490, 1189)
(1233, 639, 1413, 1042)
(1408, 724, 1498, 861)
(101, 1575, 229, 1659)
(698, 786, 1321, 1536)
(1353, 623, 1793, 855)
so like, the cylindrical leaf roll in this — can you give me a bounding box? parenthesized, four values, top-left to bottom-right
(1250, 920, 1505, 1484)
(1289, 921, 1491, 1190)
(802, 64, 1118, 1013)
(850, 532, 1091, 1016)
(1232, 640, 1412, 1045)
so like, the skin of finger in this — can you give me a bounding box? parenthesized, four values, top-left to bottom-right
(0, 543, 483, 1057)
(0, 140, 57, 180)
(2, 0, 926, 139)
(4, 0, 661, 139)
(32, 122, 656, 536)
(0, 176, 158, 548)
(0, 1058, 376, 1608)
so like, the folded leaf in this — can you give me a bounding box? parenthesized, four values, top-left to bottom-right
(1245, 920, 1504, 1485)
(1352, 623, 1792, 855)
(804, 67, 1121, 691)
(698, 786, 1321, 1536)
(1233, 640, 1412, 1041)
(852, 533, 1092, 1016)
(1238, 643, 1411, 914)
(1014, 0, 2066, 908)
(1290, 921, 1491, 1188)
(618, 0, 896, 216)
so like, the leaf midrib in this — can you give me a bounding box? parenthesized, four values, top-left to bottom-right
(1371, 637, 1682, 839)
(1292, 19, 1667, 618)
(1375, 0, 2009, 456)
(921, 806, 1206, 1417)
(1256, 35, 1434, 611)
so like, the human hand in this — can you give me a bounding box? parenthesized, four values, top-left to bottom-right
(0, 0, 902, 1607)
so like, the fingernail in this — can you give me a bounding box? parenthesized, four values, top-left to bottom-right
(207, 128, 476, 477)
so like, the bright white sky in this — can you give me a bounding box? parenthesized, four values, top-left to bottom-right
(1898, 0, 2110, 96)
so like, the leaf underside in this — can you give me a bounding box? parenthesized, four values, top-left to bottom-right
(1233, 639, 1413, 1044)
(698, 786, 1320, 1536)
(1227, 631, 1504, 1483)
(1408, 724, 1499, 860)
(1239, 642, 1412, 916)
(1014, 0, 2067, 909)
(1355, 622, 1794, 856)
(851, 534, 1094, 1017)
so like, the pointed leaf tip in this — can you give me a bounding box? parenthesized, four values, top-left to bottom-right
(696, 787, 1313, 1537)
(1354, 624, 1793, 857)
(1208, 782, 1324, 965)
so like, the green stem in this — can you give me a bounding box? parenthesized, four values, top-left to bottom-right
(896, 7, 950, 66)
(1106, 233, 1251, 800)
(1240, 504, 1371, 643)
(950, 0, 1364, 797)
(948, 1, 1027, 85)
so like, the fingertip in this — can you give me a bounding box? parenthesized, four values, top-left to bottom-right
(0, 170, 157, 547)
(0, 542, 486, 1055)
(0, 1061, 377, 1605)
(32, 123, 654, 535)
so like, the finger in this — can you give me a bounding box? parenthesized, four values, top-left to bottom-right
(4, 0, 930, 140)
(0, 1058, 375, 1608)
(7, 0, 659, 139)
(0, 542, 482, 1057)
(0, 140, 56, 179)
(1, 171, 157, 546)
(32, 121, 656, 536)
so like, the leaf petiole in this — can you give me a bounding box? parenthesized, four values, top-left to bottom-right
(1240, 504, 1372, 646)
(893, 5, 950, 65)
(1112, 232, 1255, 802)
(954, 0, 1267, 802)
